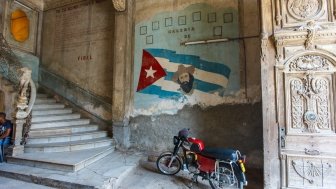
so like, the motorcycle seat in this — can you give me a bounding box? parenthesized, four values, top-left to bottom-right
(200, 147, 238, 161)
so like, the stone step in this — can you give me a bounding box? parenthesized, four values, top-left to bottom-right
(31, 119, 90, 129)
(32, 113, 81, 123)
(7, 146, 115, 172)
(1, 150, 140, 189)
(24, 138, 113, 153)
(27, 131, 108, 144)
(35, 98, 57, 104)
(33, 103, 65, 110)
(29, 124, 100, 137)
(32, 108, 73, 116)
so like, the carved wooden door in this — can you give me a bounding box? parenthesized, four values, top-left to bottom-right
(278, 54, 336, 189)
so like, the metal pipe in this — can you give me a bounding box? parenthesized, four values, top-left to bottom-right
(182, 38, 229, 46)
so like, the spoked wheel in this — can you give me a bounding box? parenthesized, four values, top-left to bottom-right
(209, 164, 240, 189)
(156, 153, 182, 175)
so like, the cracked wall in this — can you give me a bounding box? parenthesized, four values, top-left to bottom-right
(39, 0, 114, 121)
(129, 0, 263, 168)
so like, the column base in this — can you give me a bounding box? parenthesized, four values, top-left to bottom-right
(9, 145, 24, 156)
(113, 121, 131, 149)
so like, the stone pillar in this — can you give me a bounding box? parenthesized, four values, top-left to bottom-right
(0, 0, 4, 32)
(260, 0, 280, 188)
(112, 0, 133, 149)
(9, 118, 25, 156)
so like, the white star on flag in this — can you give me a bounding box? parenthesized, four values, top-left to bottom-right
(145, 66, 157, 78)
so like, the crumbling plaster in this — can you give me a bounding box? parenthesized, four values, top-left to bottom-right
(127, 0, 263, 169)
(131, 0, 261, 116)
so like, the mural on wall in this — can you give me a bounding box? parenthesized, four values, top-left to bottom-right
(134, 3, 240, 115)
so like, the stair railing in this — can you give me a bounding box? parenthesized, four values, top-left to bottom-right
(0, 32, 36, 155)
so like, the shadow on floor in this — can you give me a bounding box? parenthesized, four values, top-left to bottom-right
(135, 159, 263, 189)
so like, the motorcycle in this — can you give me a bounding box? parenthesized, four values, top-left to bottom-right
(156, 128, 248, 189)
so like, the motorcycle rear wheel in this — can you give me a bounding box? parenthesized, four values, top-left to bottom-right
(209, 164, 242, 189)
(156, 153, 182, 175)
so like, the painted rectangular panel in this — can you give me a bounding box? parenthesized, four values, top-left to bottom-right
(133, 2, 240, 115)
(286, 155, 336, 189)
(285, 135, 336, 154)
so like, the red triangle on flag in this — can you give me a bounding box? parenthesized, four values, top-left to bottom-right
(136, 50, 167, 92)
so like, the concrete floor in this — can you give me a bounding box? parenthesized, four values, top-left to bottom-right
(0, 165, 262, 189)
(119, 159, 263, 189)
(0, 176, 54, 189)
(0, 152, 263, 189)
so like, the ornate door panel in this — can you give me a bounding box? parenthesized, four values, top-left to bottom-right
(286, 73, 334, 135)
(285, 156, 336, 188)
(278, 54, 336, 189)
(275, 0, 335, 28)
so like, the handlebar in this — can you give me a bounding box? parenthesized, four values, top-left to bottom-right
(178, 128, 190, 138)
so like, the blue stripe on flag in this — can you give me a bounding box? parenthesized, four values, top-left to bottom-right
(140, 85, 183, 99)
(165, 72, 222, 93)
(146, 49, 231, 78)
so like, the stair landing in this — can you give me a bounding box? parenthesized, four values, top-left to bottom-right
(1, 151, 142, 189)
(7, 146, 114, 172)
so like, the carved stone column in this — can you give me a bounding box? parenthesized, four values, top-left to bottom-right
(112, 0, 133, 148)
(112, 0, 126, 12)
(10, 118, 25, 156)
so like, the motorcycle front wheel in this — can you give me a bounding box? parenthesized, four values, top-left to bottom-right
(156, 153, 182, 175)
(208, 164, 243, 189)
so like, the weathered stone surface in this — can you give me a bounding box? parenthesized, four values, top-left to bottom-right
(39, 68, 112, 121)
(129, 102, 263, 168)
(41, 0, 114, 101)
(0, 151, 142, 189)
(0, 76, 16, 119)
(112, 0, 133, 123)
(0, 177, 53, 189)
(13, 50, 39, 83)
(0, 0, 4, 32)
(121, 0, 263, 171)
(2, 0, 39, 53)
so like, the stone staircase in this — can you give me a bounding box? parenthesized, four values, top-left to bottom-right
(7, 93, 115, 171)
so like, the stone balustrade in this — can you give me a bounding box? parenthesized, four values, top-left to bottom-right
(0, 32, 36, 156)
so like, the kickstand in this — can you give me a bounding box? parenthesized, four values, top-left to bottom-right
(192, 174, 199, 184)
(187, 175, 199, 189)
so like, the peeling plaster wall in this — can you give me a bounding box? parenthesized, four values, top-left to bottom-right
(0, 0, 4, 31)
(0, 76, 17, 120)
(0, 0, 40, 123)
(0, 0, 40, 86)
(13, 49, 39, 83)
(132, 0, 261, 115)
(130, 102, 263, 168)
(2, 0, 39, 53)
(129, 0, 263, 168)
(40, 0, 114, 121)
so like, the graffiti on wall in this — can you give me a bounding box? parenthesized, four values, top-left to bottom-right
(134, 3, 240, 115)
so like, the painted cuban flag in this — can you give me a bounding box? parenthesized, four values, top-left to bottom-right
(136, 49, 231, 99)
